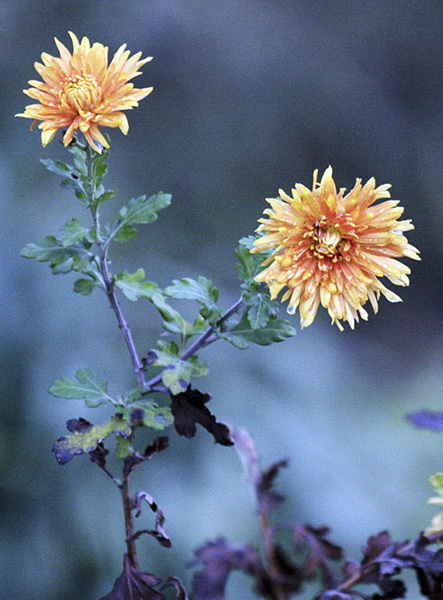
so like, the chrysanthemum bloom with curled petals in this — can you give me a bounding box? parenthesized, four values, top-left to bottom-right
(16, 32, 153, 153)
(252, 167, 420, 331)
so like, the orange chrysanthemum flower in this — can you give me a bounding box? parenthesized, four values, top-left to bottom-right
(252, 167, 420, 331)
(16, 32, 153, 153)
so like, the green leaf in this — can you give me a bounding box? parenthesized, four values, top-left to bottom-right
(165, 276, 219, 310)
(73, 278, 98, 296)
(115, 435, 133, 459)
(49, 369, 114, 408)
(40, 156, 88, 200)
(119, 193, 171, 226)
(73, 152, 88, 176)
(61, 218, 93, 247)
(91, 148, 109, 186)
(430, 473, 443, 496)
(242, 288, 279, 329)
(114, 269, 159, 302)
(20, 236, 93, 274)
(141, 404, 173, 429)
(220, 315, 295, 348)
(152, 341, 208, 394)
(235, 236, 266, 283)
(95, 189, 117, 206)
(150, 292, 192, 336)
(113, 223, 138, 243)
(40, 158, 72, 177)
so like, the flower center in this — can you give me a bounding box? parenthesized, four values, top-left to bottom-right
(60, 74, 101, 114)
(311, 217, 344, 261)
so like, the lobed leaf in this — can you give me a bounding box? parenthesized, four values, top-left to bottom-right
(153, 342, 208, 395)
(235, 235, 267, 284)
(219, 315, 295, 348)
(120, 403, 173, 430)
(60, 218, 93, 247)
(73, 278, 99, 296)
(114, 269, 159, 302)
(53, 415, 131, 465)
(98, 554, 165, 600)
(49, 369, 114, 408)
(191, 537, 265, 600)
(20, 235, 93, 274)
(149, 292, 194, 337)
(118, 193, 171, 227)
(165, 277, 219, 310)
(170, 387, 233, 446)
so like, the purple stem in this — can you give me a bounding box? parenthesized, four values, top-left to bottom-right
(143, 295, 243, 391)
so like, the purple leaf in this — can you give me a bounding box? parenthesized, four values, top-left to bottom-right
(406, 410, 443, 432)
(233, 428, 287, 512)
(144, 436, 169, 459)
(161, 576, 188, 600)
(191, 537, 264, 600)
(130, 491, 171, 548)
(99, 554, 164, 600)
(292, 525, 342, 587)
(170, 388, 234, 446)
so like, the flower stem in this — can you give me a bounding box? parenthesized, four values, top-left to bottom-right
(84, 146, 144, 569)
(85, 147, 146, 388)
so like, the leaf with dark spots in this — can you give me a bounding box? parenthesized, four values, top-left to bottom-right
(99, 554, 164, 600)
(191, 537, 264, 600)
(53, 415, 131, 465)
(170, 388, 233, 446)
(406, 410, 443, 432)
(129, 407, 145, 425)
(130, 491, 171, 548)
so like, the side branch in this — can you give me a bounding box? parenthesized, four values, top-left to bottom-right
(144, 296, 243, 391)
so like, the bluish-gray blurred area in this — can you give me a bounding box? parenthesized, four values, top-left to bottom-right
(1, 1, 442, 598)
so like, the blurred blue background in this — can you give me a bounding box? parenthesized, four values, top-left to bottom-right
(1, 1, 443, 598)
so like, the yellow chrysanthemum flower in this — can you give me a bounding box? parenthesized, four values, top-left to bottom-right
(16, 32, 153, 153)
(252, 166, 420, 331)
